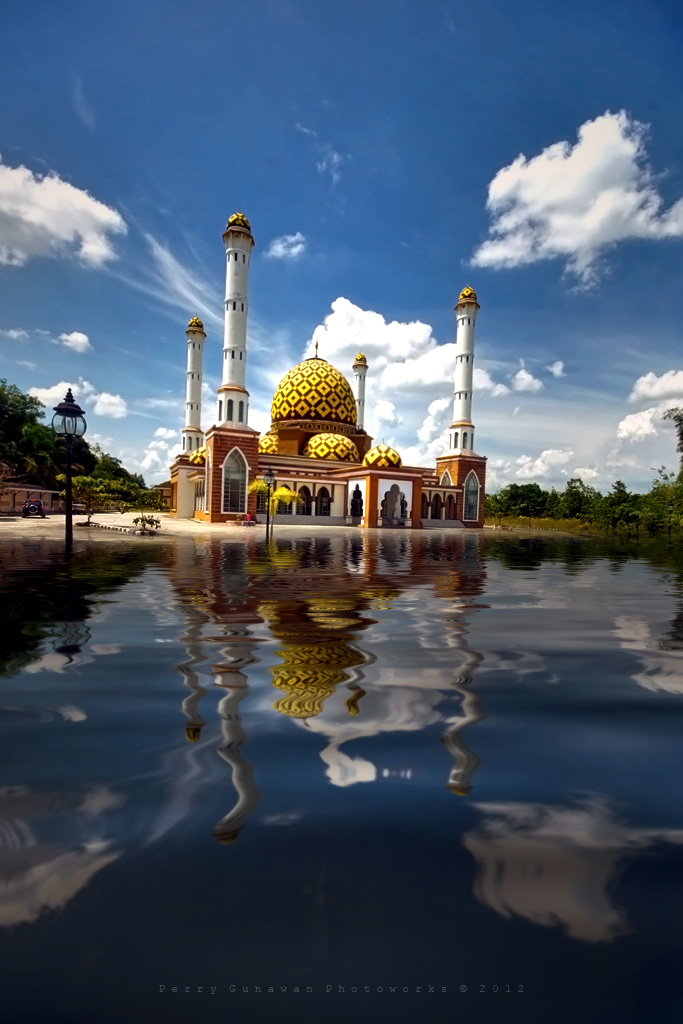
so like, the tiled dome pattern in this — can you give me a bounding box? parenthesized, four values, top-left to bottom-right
(271, 358, 358, 426)
(258, 430, 278, 455)
(303, 432, 360, 462)
(362, 443, 402, 469)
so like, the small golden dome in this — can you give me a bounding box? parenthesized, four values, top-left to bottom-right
(353, 352, 367, 364)
(189, 445, 207, 465)
(271, 358, 357, 426)
(456, 285, 479, 308)
(304, 432, 360, 462)
(226, 210, 251, 231)
(258, 430, 278, 455)
(363, 443, 402, 469)
(185, 725, 202, 743)
(187, 316, 204, 329)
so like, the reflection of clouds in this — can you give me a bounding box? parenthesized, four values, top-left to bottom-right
(260, 812, 303, 826)
(614, 616, 683, 694)
(1, 705, 87, 724)
(464, 797, 683, 943)
(0, 785, 125, 928)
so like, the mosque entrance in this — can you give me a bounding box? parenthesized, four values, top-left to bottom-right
(381, 484, 406, 525)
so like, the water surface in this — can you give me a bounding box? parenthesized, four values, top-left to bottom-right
(1, 531, 682, 1023)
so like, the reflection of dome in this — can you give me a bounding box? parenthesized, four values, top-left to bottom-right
(363, 444, 402, 469)
(304, 432, 360, 462)
(226, 211, 251, 231)
(187, 316, 204, 329)
(271, 358, 357, 426)
(456, 285, 479, 306)
(189, 446, 207, 465)
(272, 676, 339, 718)
(185, 725, 202, 743)
(258, 430, 278, 455)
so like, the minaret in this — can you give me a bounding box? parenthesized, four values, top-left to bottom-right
(352, 352, 368, 430)
(217, 211, 255, 428)
(448, 285, 480, 453)
(182, 317, 205, 454)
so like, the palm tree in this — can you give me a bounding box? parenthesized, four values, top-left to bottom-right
(247, 480, 301, 522)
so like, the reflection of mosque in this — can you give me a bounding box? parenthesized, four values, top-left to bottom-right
(165, 531, 490, 839)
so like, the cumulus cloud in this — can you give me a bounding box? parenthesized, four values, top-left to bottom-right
(511, 367, 543, 393)
(58, 331, 91, 353)
(264, 232, 306, 260)
(418, 397, 450, 445)
(28, 378, 127, 418)
(516, 448, 574, 479)
(154, 427, 177, 439)
(0, 155, 126, 267)
(628, 369, 683, 403)
(474, 367, 510, 396)
(472, 110, 683, 285)
(0, 327, 29, 339)
(574, 465, 600, 481)
(546, 360, 565, 378)
(616, 407, 659, 442)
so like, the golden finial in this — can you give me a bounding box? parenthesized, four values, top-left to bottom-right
(187, 316, 204, 329)
(455, 285, 479, 309)
(345, 687, 366, 716)
(353, 352, 367, 364)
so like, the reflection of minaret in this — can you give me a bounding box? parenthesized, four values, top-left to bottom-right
(441, 684, 485, 795)
(212, 690, 261, 843)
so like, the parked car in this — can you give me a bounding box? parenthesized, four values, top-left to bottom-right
(72, 503, 87, 513)
(22, 500, 45, 518)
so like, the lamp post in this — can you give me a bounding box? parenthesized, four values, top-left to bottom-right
(264, 467, 275, 541)
(52, 389, 87, 553)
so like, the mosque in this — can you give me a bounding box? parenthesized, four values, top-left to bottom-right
(169, 212, 486, 527)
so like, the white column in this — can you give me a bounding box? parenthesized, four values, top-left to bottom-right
(218, 212, 255, 426)
(352, 353, 368, 429)
(449, 286, 479, 452)
(182, 318, 205, 454)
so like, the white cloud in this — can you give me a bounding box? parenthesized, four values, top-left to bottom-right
(472, 110, 683, 285)
(573, 465, 600, 480)
(0, 155, 126, 267)
(511, 368, 543, 393)
(417, 397, 450, 445)
(516, 448, 574, 479)
(315, 146, 347, 186)
(16, 360, 36, 370)
(154, 427, 177, 439)
(512, 406, 520, 416)
(628, 369, 683, 403)
(92, 392, 127, 418)
(616, 407, 659, 442)
(74, 78, 96, 131)
(295, 123, 317, 137)
(546, 360, 565, 378)
(28, 378, 126, 418)
(264, 232, 306, 260)
(474, 367, 510, 396)
(0, 327, 29, 339)
(58, 331, 92, 353)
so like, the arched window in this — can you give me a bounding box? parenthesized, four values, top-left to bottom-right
(316, 487, 331, 517)
(256, 490, 266, 513)
(431, 494, 442, 519)
(238, 401, 244, 421)
(182, 436, 185, 450)
(227, 399, 234, 421)
(222, 449, 247, 513)
(277, 486, 293, 514)
(204, 457, 211, 511)
(440, 470, 452, 486)
(298, 485, 313, 516)
(454, 432, 459, 449)
(187, 437, 192, 450)
(464, 473, 479, 521)
(421, 493, 428, 519)
(446, 493, 455, 519)
(463, 431, 468, 449)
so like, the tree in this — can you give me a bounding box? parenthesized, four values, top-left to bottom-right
(64, 477, 113, 523)
(663, 408, 683, 469)
(247, 480, 301, 519)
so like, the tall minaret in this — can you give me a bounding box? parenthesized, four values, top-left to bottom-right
(182, 316, 205, 454)
(216, 211, 255, 428)
(448, 285, 480, 453)
(352, 352, 368, 430)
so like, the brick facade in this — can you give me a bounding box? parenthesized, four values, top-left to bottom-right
(434, 453, 487, 527)
(194, 425, 261, 523)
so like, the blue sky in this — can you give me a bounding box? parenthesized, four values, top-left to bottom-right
(2, 0, 683, 488)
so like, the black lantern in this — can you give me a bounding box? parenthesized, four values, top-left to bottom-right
(52, 389, 87, 553)
(264, 467, 275, 540)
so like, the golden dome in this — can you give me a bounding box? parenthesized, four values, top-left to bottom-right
(363, 443, 402, 469)
(303, 432, 360, 462)
(187, 316, 204, 330)
(272, 675, 339, 718)
(258, 430, 278, 455)
(185, 725, 202, 743)
(353, 352, 367, 364)
(271, 358, 357, 426)
(188, 445, 207, 465)
(226, 211, 251, 231)
(456, 285, 479, 307)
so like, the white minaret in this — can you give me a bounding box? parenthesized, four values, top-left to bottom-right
(217, 211, 255, 428)
(182, 316, 205, 454)
(352, 352, 368, 429)
(448, 285, 480, 453)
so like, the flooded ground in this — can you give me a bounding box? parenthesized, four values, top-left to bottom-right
(1, 529, 682, 1023)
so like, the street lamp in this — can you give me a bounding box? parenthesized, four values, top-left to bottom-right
(52, 388, 86, 553)
(264, 467, 275, 541)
